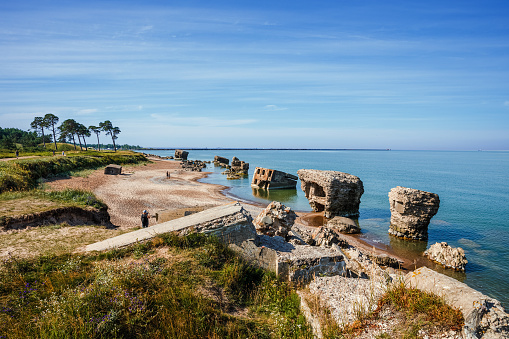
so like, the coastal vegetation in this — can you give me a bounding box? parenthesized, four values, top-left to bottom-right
(0, 233, 313, 338)
(0, 151, 147, 194)
(1, 114, 125, 153)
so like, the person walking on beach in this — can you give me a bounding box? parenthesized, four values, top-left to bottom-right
(141, 210, 150, 228)
(15, 149, 19, 158)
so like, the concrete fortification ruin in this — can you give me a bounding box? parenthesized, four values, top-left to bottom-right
(297, 169, 364, 219)
(174, 149, 189, 161)
(251, 167, 298, 190)
(388, 186, 440, 240)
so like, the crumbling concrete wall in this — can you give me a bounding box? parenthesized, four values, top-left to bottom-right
(388, 186, 440, 240)
(297, 169, 364, 218)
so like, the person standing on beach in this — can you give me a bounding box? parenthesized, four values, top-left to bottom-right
(141, 210, 150, 228)
(15, 149, 19, 158)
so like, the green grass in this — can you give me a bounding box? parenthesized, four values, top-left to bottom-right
(0, 151, 147, 194)
(0, 233, 313, 339)
(0, 188, 107, 210)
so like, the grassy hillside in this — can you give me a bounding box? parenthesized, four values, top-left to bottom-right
(0, 233, 312, 339)
(0, 151, 147, 193)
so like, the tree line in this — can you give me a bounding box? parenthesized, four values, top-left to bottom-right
(27, 114, 122, 152)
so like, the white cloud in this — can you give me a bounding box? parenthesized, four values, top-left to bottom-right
(76, 109, 98, 115)
(504, 101, 509, 106)
(263, 105, 288, 111)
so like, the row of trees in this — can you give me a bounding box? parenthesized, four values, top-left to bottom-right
(0, 127, 51, 150)
(30, 114, 121, 152)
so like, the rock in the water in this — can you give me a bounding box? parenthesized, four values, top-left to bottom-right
(253, 201, 297, 239)
(297, 169, 364, 218)
(424, 242, 468, 271)
(388, 186, 440, 240)
(327, 216, 361, 234)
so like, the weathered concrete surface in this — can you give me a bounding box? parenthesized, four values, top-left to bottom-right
(213, 155, 229, 167)
(253, 201, 297, 239)
(388, 186, 440, 240)
(424, 242, 468, 271)
(327, 216, 361, 234)
(405, 267, 509, 339)
(262, 235, 346, 282)
(309, 275, 387, 325)
(251, 167, 298, 190)
(104, 164, 122, 175)
(312, 226, 349, 248)
(233, 234, 346, 282)
(174, 149, 189, 160)
(297, 169, 364, 218)
(85, 202, 256, 252)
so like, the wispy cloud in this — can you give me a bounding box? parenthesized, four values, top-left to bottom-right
(76, 109, 98, 115)
(150, 114, 257, 127)
(263, 105, 288, 111)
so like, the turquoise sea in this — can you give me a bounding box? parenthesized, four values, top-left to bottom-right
(141, 149, 509, 308)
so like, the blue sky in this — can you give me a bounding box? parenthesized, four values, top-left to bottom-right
(1, 0, 508, 150)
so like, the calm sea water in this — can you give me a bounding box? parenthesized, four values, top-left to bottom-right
(142, 149, 509, 308)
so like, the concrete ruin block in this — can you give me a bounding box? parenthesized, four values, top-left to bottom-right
(312, 226, 349, 248)
(253, 201, 297, 239)
(104, 164, 122, 175)
(213, 156, 229, 167)
(327, 216, 361, 234)
(388, 186, 440, 240)
(223, 156, 249, 179)
(251, 167, 298, 189)
(258, 235, 346, 283)
(174, 149, 189, 160)
(297, 169, 364, 218)
(85, 202, 257, 251)
(405, 267, 509, 338)
(424, 242, 468, 271)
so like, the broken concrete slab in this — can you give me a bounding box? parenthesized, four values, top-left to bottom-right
(251, 167, 298, 190)
(405, 267, 509, 339)
(85, 202, 256, 252)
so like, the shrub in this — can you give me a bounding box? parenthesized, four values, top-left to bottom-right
(0, 153, 147, 193)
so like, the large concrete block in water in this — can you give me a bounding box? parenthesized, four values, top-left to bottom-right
(85, 202, 256, 252)
(388, 186, 440, 240)
(174, 149, 189, 160)
(297, 169, 364, 218)
(251, 167, 298, 190)
(405, 267, 509, 338)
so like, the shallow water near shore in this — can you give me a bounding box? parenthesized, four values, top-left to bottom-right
(142, 149, 509, 308)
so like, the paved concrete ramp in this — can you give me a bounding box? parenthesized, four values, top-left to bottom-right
(85, 202, 256, 252)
